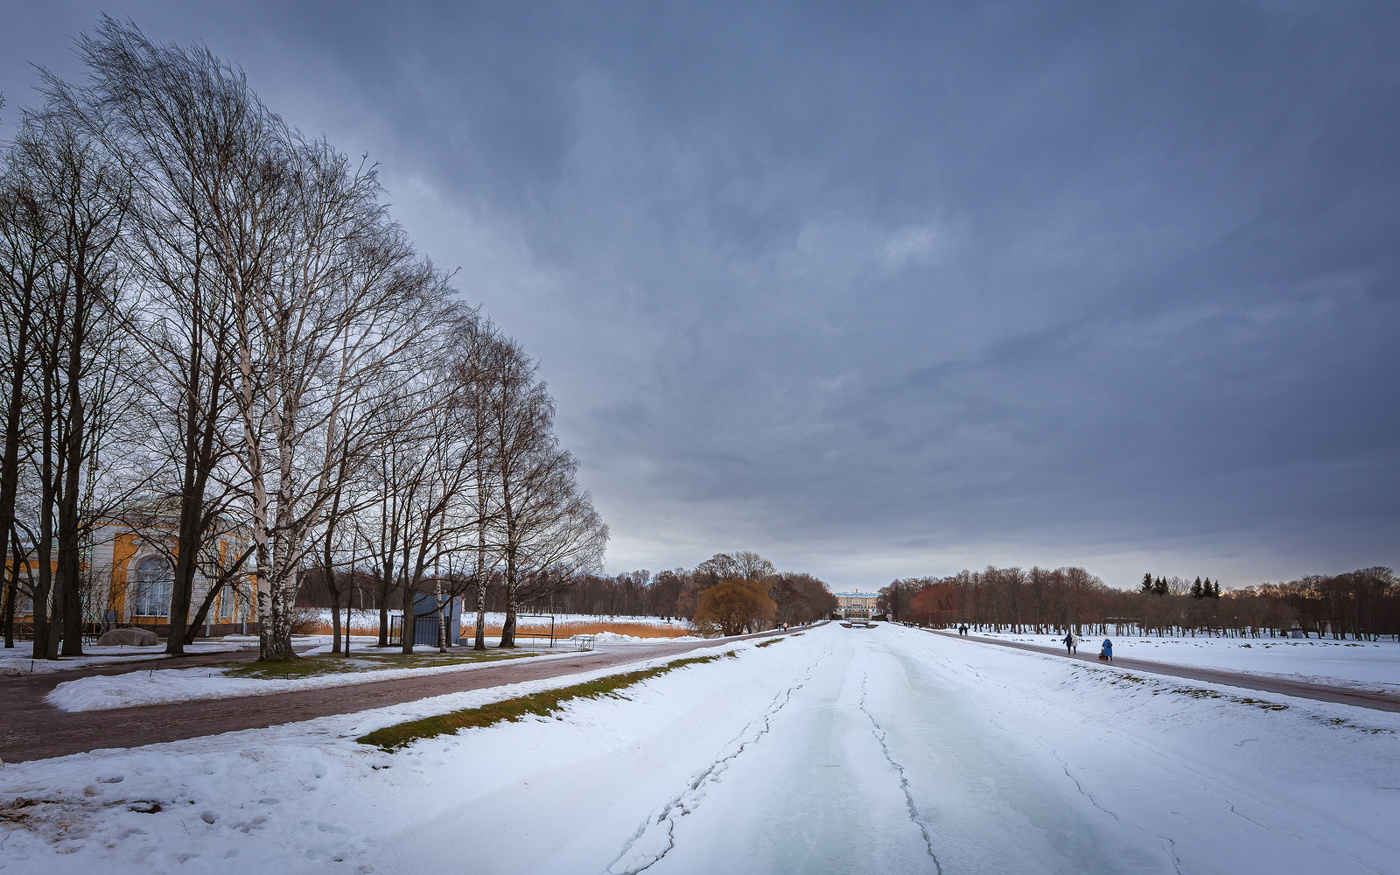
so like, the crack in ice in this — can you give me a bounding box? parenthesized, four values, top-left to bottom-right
(857, 665, 943, 874)
(1038, 741, 1182, 875)
(600, 647, 825, 875)
(1224, 802, 1384, 875)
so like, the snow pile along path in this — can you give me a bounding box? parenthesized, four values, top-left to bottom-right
(968, 629, 1400, 691)
(44, 650, 583, 712)
(1, 624, 1396, 874)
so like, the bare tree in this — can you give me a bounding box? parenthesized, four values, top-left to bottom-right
(51, 18, 260, 654)
(231, 134, 451, 660)
(9, 108, 133, 658)
(491, 400, 607, 648)
(0, 130, 56, 648)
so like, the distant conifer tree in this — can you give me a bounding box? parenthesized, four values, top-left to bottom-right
(1141, 573, 1155, 594)
(1191, 577, 1204, 598)
(1152, 576, 1169, 596)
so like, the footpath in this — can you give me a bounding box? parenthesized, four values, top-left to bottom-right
(0, 629, 795, 764)
(931, 628, 1400, 713)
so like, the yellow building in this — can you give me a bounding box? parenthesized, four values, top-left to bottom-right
(89, 515, 255, 634)
(4, 512, 256, 639)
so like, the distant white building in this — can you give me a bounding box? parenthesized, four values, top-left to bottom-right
(834, 591, 878, 620)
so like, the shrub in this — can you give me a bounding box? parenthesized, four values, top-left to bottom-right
(694, 579, 777, 636)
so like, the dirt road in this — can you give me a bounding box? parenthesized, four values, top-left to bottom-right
(932, 628, 1400, 712)
(0, 631, 795, 764)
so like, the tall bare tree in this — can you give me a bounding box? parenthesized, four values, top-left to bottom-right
(233, 135, 451, 660)
(10, 109, 132, 658)
(0, 130, 56, 648)
(485, 361, 607, 647)
(47, 18, 279, 653)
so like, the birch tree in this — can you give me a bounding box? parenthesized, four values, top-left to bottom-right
(235, 136, 451, 660)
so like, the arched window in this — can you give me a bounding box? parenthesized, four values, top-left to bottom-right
(131, 556, 171, 618)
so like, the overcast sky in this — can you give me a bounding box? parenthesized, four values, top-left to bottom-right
(4, 2, 1398, 589)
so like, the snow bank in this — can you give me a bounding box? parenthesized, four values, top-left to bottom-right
(45, 649, 583, 712)
(590, 631, 705, 645)
(967, 629, 1400, 690)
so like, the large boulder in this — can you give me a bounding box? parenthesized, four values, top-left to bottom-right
(97, 627, 160, 647)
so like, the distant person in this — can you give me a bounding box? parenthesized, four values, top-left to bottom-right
(1100, 638, 1113, 662)
(1063, 631, 1075, 654)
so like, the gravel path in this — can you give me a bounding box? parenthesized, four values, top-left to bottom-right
(931, 628, 1400, 712)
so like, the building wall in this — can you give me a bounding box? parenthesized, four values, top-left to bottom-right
(835, 592, 878, 619)
(8, 522, 258, 637)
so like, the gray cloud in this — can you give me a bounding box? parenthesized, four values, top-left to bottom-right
(4, 1, 1397, 587)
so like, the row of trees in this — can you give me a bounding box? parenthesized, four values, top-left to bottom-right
(881, 566, 1400, 640)
(486, 551, 835, 633)
(0, 18, 606, 661)
(296, 550, 838, 637)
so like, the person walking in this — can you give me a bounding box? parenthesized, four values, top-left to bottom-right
(1100, 638, 1113, 662)
(1063, 631, 1075, 654)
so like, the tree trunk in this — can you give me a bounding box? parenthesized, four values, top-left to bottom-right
(473, 576, 488, 651)
(0, 294, 32, 650)
(400, 569, 416, 655)
(329, 577, 342, 654)
(57, 399, 85, 657)
(499, 550, 517, 648)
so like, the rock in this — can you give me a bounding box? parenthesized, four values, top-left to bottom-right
(97, 627, 160, 647)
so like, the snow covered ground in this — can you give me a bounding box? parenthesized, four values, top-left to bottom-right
(0, 639, 247, 675)
(46, 633, 713, 712)
(2, 623, 1396, 873)
(966, 629, 1400, 691)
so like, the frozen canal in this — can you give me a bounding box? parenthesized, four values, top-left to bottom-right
(1, 623, 1396, 874)
(608, 630, 1162, 874)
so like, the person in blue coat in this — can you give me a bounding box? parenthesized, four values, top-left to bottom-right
(1100, 639, 1113, 661)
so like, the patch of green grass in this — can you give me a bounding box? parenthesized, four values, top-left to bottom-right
(754, 637, 785, 648)
(358, 650, 739, 751)
(229, 648, 535, 680)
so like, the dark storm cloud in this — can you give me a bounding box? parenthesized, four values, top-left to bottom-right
(4, 1, 1397, 586)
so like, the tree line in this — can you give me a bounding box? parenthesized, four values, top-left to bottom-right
(880, 565, 1400, 640)
(0, 18, 606, 661)
(299, 550, 839, 635)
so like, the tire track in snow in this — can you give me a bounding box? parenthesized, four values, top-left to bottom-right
(856, 656, 943, 874)
(599, 644, 828, 875)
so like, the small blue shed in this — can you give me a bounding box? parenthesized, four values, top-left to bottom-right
(412, 593, 461, 647)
